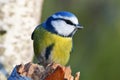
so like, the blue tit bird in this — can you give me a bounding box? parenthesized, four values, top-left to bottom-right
(31, 11, 83, 66)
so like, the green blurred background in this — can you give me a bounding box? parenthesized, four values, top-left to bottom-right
(41, 0, 120, 80)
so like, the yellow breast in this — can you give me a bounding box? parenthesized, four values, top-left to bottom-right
(33, 27, 72, 65)
(51, 33, 72, 65)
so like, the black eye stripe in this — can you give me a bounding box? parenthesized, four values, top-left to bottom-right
(64, 19, 74, 25)
(53, 18, 76, 26)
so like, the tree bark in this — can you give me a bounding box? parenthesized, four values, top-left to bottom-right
(0, 0, 43, 79)
(8, 63, 80, 80)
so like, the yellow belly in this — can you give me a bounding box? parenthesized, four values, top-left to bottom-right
(33, 27, 72, 65)
(51, 34, 72, 65)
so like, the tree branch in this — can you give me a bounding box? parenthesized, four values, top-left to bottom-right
(8, 62, 80, 80)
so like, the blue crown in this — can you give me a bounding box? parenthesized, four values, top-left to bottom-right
(42, 11, 79, 37)
(54, 11, 76, 17)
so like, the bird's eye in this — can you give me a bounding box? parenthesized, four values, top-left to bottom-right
(54, 18, 75, 26)
(64, 20, 74, 26)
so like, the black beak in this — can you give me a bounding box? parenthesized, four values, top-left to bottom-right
(76, 24, 83, 29)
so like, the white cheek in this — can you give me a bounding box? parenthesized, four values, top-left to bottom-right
(51, 20, 75, 36)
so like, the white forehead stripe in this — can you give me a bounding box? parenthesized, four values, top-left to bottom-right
(52, 15, 79, 24)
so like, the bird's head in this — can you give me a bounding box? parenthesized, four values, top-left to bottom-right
(43, 11, 83, 37)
